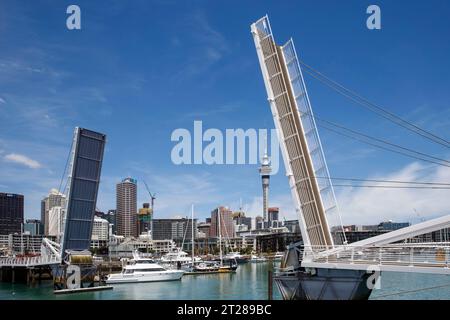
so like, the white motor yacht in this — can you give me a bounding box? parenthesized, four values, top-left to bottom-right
(250, 254, 267, 263)
(106, 252, 184, 284)
(224, 251, 248, 264)
(160, 250, 201, 266)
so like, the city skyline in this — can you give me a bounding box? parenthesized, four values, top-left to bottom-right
(0, 1, 449, 225)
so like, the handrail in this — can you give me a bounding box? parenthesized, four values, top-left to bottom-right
(301, 244, 450, 269)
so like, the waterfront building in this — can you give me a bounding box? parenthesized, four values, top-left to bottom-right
(41, 189, 66, 236)
(48, 206, 64, 239)
(268, 207, 280, 228)
(235, 224, 249, 233)
(284, 219, 301, 233)
(116, 177, 138, 237)
(0, 193, 24, 235)
(24, 219, 43, 236)
(378, 221, 410, 231)
(104, 209, 117, 234)
(152, 218, 197, 240)
(255, 216, 264, 230)
(210, 207, 235, 238)
(257, 231, 302, 253)
(92, 216, 109, 241)
(197, 230, 207, 239)
(197, 222, 211, 238)
(108, 235, 176, 258)
(233, 211, 252, 231)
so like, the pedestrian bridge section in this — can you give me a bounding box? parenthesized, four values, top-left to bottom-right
(60, 128, 106, 259)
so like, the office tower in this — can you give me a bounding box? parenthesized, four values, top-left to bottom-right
(41, 189, 66, 236)
(259, 150, 272, 227)
(116, 177, 138, 237)
(210, 206, 235, 238)
(0, 193, 24, 235)
(24, 219, 42, 236)
(152, 218, 197, 240)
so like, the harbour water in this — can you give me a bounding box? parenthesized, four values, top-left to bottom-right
(0, 262, 449, 300)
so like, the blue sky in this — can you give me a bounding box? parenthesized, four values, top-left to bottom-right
(0, 0, 449, 225)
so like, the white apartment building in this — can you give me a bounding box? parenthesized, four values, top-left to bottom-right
(48, 206, 64, 239)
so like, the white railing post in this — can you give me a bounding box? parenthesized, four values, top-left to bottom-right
(350, 248, 354, 264)
(410, 247, 414, 267)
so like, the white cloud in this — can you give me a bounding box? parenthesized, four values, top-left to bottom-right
(337, 162, 450, 225)
(4, 153, 42, 169)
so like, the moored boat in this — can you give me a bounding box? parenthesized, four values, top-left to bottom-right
(106, 251, 184, 284)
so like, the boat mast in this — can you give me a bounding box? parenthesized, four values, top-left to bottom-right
(191, 204, 194, 264)
(218, 208, 223, 266)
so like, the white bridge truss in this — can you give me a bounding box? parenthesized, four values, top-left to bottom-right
(251, 15, 450, 275)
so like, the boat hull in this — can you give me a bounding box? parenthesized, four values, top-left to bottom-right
(274, 268, 373, 300)
(105, 271, 184, 284)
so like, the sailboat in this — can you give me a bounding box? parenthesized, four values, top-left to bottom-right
(184, 205, 221, 274)
(216, 208, 238, 272)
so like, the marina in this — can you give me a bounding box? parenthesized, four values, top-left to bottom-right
(1, 262, 449, 300)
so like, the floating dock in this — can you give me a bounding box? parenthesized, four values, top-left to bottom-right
(184, 270, 236, 275)
(54, 285, 113, 294)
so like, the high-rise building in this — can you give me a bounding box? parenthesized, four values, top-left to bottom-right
(91, 216, 110, 241)
(152, 218, 197, 240)
(210, 207, 234, 238)
(138, 203, 152, 235)
(0, 193, 24, 235)
(48, 206, 64, 239)
(104, 209, 117, 234)
(116, 177, 138, 237)
(259, 150, 272, 227)
(41, 189, 66, 236)
(24, 219, 42, 236)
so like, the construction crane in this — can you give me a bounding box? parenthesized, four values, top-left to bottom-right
(143, 181, 156, 240)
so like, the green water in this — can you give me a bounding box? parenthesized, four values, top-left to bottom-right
(1, 263, 449, 300)
(0, 262, 282, 300)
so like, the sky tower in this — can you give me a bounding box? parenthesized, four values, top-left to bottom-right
(259, 149, 272, 228)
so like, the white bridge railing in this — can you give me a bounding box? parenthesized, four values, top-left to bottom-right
(301, 244, 450, 273)
(0, 254, 61, 267)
